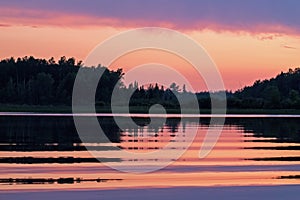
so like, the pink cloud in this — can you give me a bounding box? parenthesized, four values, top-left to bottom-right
(0, 2, 300, 36)
(282, 45, 297, 50)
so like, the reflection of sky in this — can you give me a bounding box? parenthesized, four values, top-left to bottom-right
(2, 120, 300, 190)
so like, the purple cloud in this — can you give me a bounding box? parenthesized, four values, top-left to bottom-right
(1, 0, 300, 34)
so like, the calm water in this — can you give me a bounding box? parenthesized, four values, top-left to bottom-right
(1, 114, 300, 190)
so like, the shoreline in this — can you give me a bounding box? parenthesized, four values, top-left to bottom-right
(1, 112, 300, 118)
(1, 104, 300, 115)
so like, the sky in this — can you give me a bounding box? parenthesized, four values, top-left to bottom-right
(0, 0, 300, 91)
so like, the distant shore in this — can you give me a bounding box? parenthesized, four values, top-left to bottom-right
(1, 104, 300, 114)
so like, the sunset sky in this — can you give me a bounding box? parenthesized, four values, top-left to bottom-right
(1, 0, 300, 91)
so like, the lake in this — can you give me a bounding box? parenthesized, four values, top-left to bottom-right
(0, 113, 300, 193)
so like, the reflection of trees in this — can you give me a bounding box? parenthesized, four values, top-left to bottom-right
(184, 117, 300, 143)
(129, 117, 182, 134)
(0, 117, 121, 145)
(2, 116, 300, 151)
(165, 118, 181, 133)
(225, 118, 300, 142)
(120, 118, 182, 151)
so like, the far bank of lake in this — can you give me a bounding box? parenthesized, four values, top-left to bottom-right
(1, 104, 300, 114)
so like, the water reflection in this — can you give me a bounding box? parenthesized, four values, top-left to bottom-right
(0, 177, 122, 185)
(1, 116, 300, 157)
(225, 118, 300, 142)
(1, 115, 300, 189)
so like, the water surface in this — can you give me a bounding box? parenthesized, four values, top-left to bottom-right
(1, 114, 300, 190)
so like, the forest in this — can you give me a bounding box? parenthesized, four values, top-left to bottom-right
(0, 56, 300, 110)
(229, 68, 300, 109)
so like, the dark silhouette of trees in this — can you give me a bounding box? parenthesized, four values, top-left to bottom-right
(0, 56, 122, 106)
(1, 56, 300, 110)
(231, 68, 300, 109)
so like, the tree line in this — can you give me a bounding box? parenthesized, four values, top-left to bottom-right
(0, 56, 180, 108)
(1, 56, 300, 109)
(0, 56, 122, 105)
(228, 68, 300, 109)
